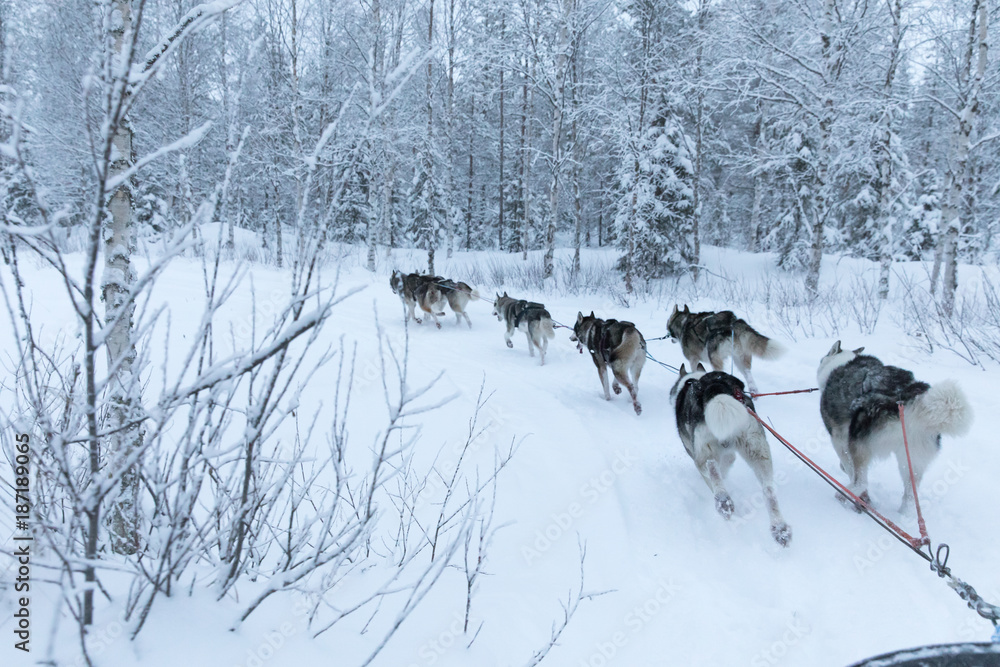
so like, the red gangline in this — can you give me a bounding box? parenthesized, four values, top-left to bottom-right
(899, 402, 931, 547)
(745, 407, 931, 559)
(750, 387, 819, 398)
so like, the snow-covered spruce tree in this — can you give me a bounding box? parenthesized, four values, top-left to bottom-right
(615, 95, 696, 281)
(332, 157, 372, 243)
(900, 188, 941, 260)
(409, 137, 446, 274)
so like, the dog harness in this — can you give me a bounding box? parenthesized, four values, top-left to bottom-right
(513, 300, 546, 328)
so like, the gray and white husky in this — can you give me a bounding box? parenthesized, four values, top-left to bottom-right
(390, 270, 447, 328)
(430, 276, 480, 328)
(670, 364, 792, 546)
(569, 312, 646, 415)
(492, 292, 556, 365)
(817, 341, 973, 513)
(666, 305, 785, 394)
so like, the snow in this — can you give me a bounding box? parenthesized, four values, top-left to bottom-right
(2, 243, 999, 667)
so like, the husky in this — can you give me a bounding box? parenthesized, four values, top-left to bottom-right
(389, 270, 447, 328)
(817, 341, 973, 513)
(492, 292, 556, 365)
(666, 305, 785, 394)
(569, 312, 646, 415)
(430, 277, 480, 328)
(670, 364, 792, 546)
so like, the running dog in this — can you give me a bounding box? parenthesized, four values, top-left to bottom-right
(492, 293, 556, 365)
(389, 270, 447, 328)
(817, 341, 973, 513)
(569, 312, 646, 415)
(666, 305, 784, 394)
(670, 364, 792, 546)
(432, 277, 479, 328)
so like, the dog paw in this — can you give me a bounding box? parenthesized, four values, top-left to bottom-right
(435, 322, 441, 329)
(836, 490, 869, 514)
(771, 523, 792, 547)
(506, 340, 514, 348)
(612, 383, 622, 395)
(633, 402, 642, 416)
(715, 493, 734, 519)
(415, 318, 423, 324)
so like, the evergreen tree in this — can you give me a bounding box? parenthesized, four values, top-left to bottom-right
(615, 95, 696, 280)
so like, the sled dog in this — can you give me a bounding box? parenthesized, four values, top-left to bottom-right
(389, 270, 447, 328)
(817, 341, 973, 512)
(569, 312, 646, 415)
(492, 292, 556, 365)
(670, 364, 792, 546)
(431, 277, 480, 328)
(666, 305, 784, 394)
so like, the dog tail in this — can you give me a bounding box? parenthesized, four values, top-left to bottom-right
(746, 327, 785, 360)
(913, 380, 973, 437)
(471, 288, 480, 300)
(541, 316, 555, 340)
(705, 394, 751, 442)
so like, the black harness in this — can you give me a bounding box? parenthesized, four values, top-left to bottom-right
(512, 300, 546, 328)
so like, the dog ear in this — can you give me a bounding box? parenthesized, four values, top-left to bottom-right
(683, 304, 690, 314)
(696, 362, 706, 372)
(589, 310, 595, 318)
(853, 346, 865, 355)
(827, 340, 842, 356)
(678, 364, 687, 377)
(577, 311, 583, 323)
(671, 304, 678, 316)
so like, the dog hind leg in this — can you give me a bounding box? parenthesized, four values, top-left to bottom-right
(734, 351, 758, 394)
(612, 364, 641, 415)
(739, 432, 791, 546)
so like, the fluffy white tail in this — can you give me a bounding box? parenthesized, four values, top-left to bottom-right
(705, 395, 751, 441)
(758, 338, 786, 360)
(541, 317, 555, 339)
(914, 380, 973, 437)
(471, 288, 480, 300)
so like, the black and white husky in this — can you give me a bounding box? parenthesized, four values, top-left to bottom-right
(669, 364, 792, 546)
(666, 305, 784, 394)
(817, 341, 973, 512)
(492, 293, 556, 365)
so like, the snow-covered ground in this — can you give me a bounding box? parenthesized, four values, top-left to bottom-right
(3, 242, 999, 667)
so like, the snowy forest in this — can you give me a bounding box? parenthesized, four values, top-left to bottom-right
(2, 0, 1000, 665)
(4, 0, 998, 297)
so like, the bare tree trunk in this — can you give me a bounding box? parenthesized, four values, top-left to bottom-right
(446, 0, 457, 258)
(498, 15, 506, 252)
(690, 0, 707, 282)
(467, 93, 475, 249)
(570, 40, 583, 277)
(521, 55, 532, 261)
(426, 0, 436, 274)
(806, 0, 838, 296)
(542, 0, 572, 281)
(366, 0, 383, 272)
(104, 0, 142, 560)
(876, 0, 904, 300)
(941, 0, 987, 317)
(749, 104, 764, 252)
